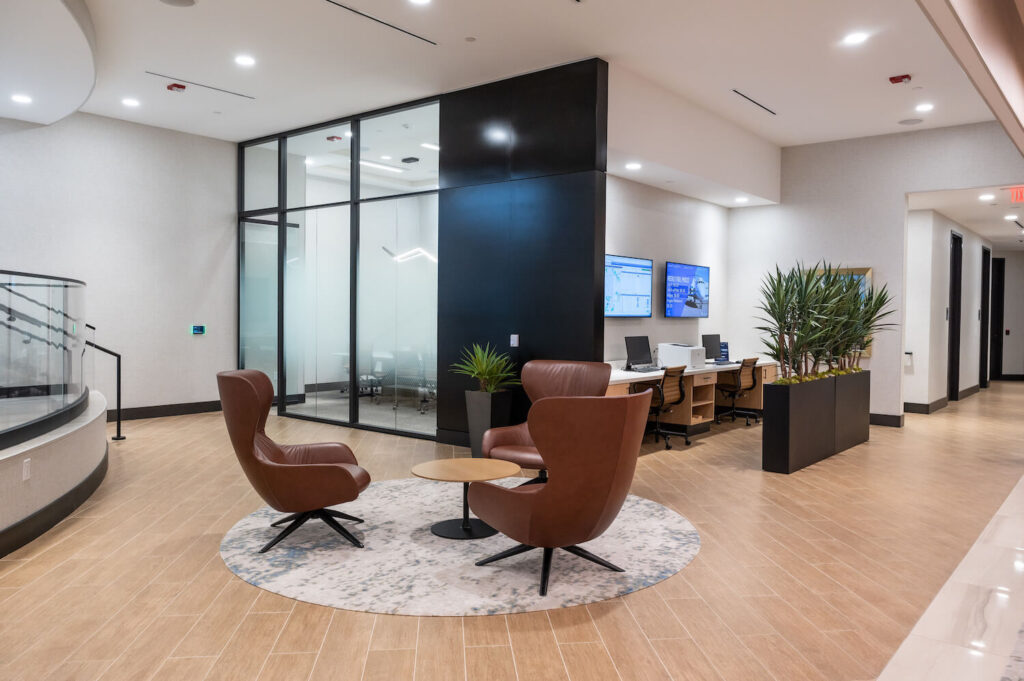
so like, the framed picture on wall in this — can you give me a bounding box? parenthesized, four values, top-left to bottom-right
(838, 267, 874, 359)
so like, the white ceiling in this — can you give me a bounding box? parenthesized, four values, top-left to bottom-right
(908, 185, 1024, 250)
(0, 0, 95, 125)
(72, 0, 994, 145)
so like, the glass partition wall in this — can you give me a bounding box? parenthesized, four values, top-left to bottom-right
(238, 102, 439, 438)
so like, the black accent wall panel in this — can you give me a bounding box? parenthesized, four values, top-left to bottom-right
(439, 59, 608, 190)
(436, 58, 609, 444)
(437, 171, 605, 438)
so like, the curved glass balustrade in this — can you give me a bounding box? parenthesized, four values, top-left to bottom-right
(0, 271, 91, 444)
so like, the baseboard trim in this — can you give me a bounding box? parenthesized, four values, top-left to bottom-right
(0, 447, 108, 558)
(998, 374, 1024, 381)
(107, 400, 221, 422)
(304, 381, 347, 393)
(870, 413, 904, 428)
(958, 384, 981, 400)
(436, 428, 470, 447)
(903, 397, 948, 414)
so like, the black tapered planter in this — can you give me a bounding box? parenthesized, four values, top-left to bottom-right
(465, 390, 512, 458)
(762, 376, 836, 474)
(834, 370, 870, 452)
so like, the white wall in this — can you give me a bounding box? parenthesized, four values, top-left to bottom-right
(604, 176, 729, 361)
(726, 121, 1024, 418)
(996, 251, 1024, 375)
(0, 112, 236, 408)
(608, 64, 781, 205)
(903, 210, 992, 406)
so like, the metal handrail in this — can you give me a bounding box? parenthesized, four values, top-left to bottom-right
(85, 340, 125, 441)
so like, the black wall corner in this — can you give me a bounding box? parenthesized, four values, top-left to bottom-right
(436, 59, 608, 438)
(869, 413, 904, 428)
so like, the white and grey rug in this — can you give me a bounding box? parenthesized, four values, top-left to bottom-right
(219, 477, 701, 616)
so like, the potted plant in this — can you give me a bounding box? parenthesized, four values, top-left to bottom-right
(450, 343, 521, 458)
(757, 264, 837, 473)
(757, 262, 894, 473)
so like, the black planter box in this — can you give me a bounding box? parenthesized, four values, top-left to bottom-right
(465, 390, 512, 458)
(762, 376, 837, 474)
(834, 370, 870, 452)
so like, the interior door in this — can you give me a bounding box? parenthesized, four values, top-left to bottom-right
(980, 247, 991, 388)
(947, 233, 963, 401)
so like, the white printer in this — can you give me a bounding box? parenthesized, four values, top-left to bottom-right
(657, 343, 705, 368)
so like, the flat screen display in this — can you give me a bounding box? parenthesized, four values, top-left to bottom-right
(605, 254, 653, 317)
(666, 262, 710, 318)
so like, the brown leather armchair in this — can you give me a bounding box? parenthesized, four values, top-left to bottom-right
(216, 370, 371, 552)
(469, 389, 652, 595)
(482, 360, 611, 483)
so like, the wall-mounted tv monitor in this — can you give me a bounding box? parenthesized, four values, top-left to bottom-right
(605, 254, 653, 318)
(665, 262, 710, 318)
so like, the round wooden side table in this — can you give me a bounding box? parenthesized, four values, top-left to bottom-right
(411, 458, 520, 539)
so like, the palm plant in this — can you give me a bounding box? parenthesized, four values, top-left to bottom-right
(757, 262, 894, 381)
(450, 343, 521, 393)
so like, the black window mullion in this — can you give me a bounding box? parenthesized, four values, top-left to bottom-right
(349, 120, 360, 425)
(276, 137, 287, 414)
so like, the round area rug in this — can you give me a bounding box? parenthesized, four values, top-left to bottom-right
(220, 478, 700, 616)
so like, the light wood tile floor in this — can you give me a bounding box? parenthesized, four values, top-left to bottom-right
(1, 382, 1022, 681)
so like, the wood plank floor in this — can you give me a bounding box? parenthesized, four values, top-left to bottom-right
(1, 382, 1022, 681)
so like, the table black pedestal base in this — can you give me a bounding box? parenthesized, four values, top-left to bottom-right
(431, 481, 497, 539)
(430, 517, 497, 540)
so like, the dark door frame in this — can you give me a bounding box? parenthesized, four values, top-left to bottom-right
(992, 257, 1005, 380)
(948, 232, 963, 401)
(980, 246, 991, 388)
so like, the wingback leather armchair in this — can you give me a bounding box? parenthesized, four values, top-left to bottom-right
(482, 360, 611, 483)
(217, 369, 371, 552)
(469, 389, 652, 595)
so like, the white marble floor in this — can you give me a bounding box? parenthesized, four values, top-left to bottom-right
(879, 474, 1024, 681)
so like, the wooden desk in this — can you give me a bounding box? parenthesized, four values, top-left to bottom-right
(605, 360, 778, 430)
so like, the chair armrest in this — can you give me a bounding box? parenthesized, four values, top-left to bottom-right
(261, 460, 364, 510)
(482, 422, 532, 457)
(280, 442, 358, 466)
(467, 481, 537, 544)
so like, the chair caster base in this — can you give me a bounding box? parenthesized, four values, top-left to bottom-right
(476, 543, 625, 596)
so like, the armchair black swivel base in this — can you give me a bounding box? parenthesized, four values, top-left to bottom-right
(261, 509, 364, 553)
(271, 508, 364, 527)
(476, 543, 624, 596)
(518, 469, 548, 487)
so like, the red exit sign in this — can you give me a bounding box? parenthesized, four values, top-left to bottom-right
(1012, 186, 1024, 203)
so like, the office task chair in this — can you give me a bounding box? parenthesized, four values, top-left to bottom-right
(482, 360, 611, 485)
(631, 365, 689, 448)
(469, 389, 652, 595)
(715, 357, 760, 426)
(217, 370, 371, 552)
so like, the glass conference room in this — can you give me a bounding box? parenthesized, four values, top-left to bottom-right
(238, 101, 439, 437)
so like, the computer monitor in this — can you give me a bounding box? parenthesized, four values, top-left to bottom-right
(701, 334, 721, 362)
(625, 336, 653, 369)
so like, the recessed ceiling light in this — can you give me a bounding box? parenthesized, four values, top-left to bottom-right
(1005, 214, 1019, 221)
(421, 142, 441, 151)
(409, 0, 431, 4)
(915, 102, 934, 113)
(735, 197, 749, 203)
(11, 94, 31, 104)
(979, 193, 995, 201)
(344, 130, 353, 138)
(234, 55, 256, 67)
(381, 155, 392, 160)
(360, 160, 404, 174)
(842, 32, 870, 46)
(121, 98, 140, 107)
(625, 162, 642, 171)
(304, 158, 314, 166)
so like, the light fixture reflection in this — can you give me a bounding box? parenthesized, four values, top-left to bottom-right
(360, 160, 403, 174)
(393, 247, 437, 263)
